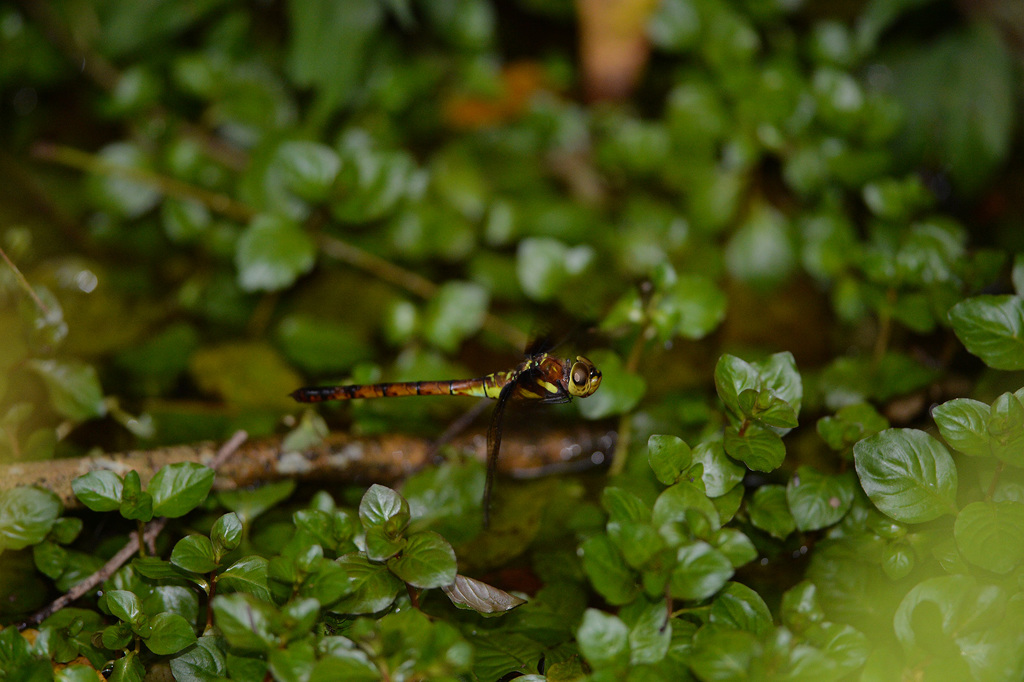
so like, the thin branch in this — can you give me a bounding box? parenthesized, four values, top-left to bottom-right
(31, 143, 255, 223)
(0, 246, 51, 317)
(20, 431, 248, 629)
(1, 428, 611, 509)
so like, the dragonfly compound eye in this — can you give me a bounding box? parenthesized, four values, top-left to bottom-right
(569, 356, 601, 397)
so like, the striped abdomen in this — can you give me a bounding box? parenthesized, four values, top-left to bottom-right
(290, 372, 512, 403)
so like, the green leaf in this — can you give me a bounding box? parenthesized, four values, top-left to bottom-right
(146, 612, 197, 655)
(781, 581, 825, 631)
(132, 557, 194, 583)
(211, 593, 277, 652)
(34, 540, 68, 579)
(86, 142, 160, 218)
(211, 513, 243, 556)
(576, 349, 646, 420)
(725, 202, 796, 289)
(219, 556, 272, 601)
(269, 640, 316, 682)
(715, 352, 802, 423)
(648, 0, 700, 51)
(119, 470, 153, 522)
(805, 622, 870, 677)
(687, 627, 760, 682)
(609, 520, 664, 569)
(218, 480, 296, 523)
(669, 541, 734, 601)
(652, 480, 720, 531)
(738, 389, 799, 429)
(421, 281, 489, 352)
(577, 608, 630, 670)
(235, 214, 316, 292)
(620, 596, 671, 665)
(441, 574, 527, 614)
(602, 487, 651, 525)
(109, 650, 145, 682)
(748, 485, 796, 539)
(853, 429, 958, 523)
(50, 516, 82, 546)
(103, 622, 134, 651)
(709, 582, 773, 635)
(150, 463, 215, 518)
(276, 141, 341, 202)
(386, 531, 456, 589)
(954, 500, 1024, 574)
(885, 23, 1013, 194)
(651, 273, 727, 341)
(169, 635, 227, 682)
(516, 237, 594, 301)
(724, 422, 786, 472)
(882, 542, 915, 581)
(358, 484, 410, 531)
(58, 665, 106, 682)
(948, 295, 1024, 370)
(72, 471, 124, 512)
(161, 199, 210, 244)
(786, 467, 855, 531)
(276, 314, 371, 375)
(330, 554, 403, 615)
(0, 486, 62, 551)
(817, 402, 890, 452)
(893, 575, 1003, 658)
(28, 359, 108, 421)
(402, 461, 484, 545)
(293, 509, 358, 555)
(105, 590, 143, 626)
(331, 139, 417, 224)
(170, 535, 218, 574)
(691, 442, 746, 497)
(987, 392, 1024, 467)
(712, 528, 757, 568)
(286, 1, 384, 111)
(581, 534, 639, 606)
(309, 652, 381, 682)
(647, 434, 692, 485)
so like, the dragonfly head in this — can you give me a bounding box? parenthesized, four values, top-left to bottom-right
(568, 356, 602, 397)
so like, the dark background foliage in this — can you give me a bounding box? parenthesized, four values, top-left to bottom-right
(1, 0, 1024, 680)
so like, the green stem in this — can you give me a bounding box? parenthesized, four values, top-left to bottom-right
(136, 520, 148, 558)
(985, 460, 1004, 501)
(608, 326, 652, 477)
(872, 288, 896, 366)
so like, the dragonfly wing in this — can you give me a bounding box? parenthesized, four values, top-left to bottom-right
(483, 381, 516, 529)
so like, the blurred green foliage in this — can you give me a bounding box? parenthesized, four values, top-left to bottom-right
(2, 0, 1024, 679)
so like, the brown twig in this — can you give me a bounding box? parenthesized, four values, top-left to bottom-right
(20, 431, 248, 629)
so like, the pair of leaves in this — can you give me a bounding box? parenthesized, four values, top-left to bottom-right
(103, 589, 196, 655)
(933, 390, 1024, 466)
(72, 462, 214, 522)
(715, 352, 802, 472)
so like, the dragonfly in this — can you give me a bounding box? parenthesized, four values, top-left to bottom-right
(290, 350, 602, 526)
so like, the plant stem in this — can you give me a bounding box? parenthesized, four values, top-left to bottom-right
(608, 326, 651, 477)
(31, 143, 255, 222)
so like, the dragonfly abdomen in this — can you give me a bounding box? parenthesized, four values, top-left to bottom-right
(290, 373, 511, 403)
